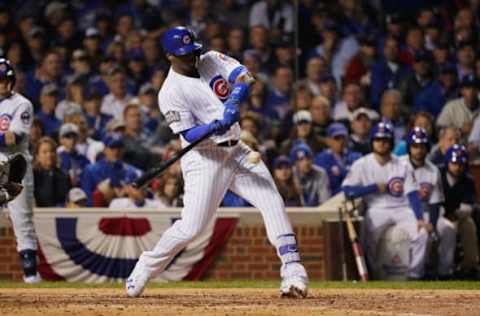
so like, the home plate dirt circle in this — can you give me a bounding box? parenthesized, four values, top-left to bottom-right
(1, 288, 479, 316)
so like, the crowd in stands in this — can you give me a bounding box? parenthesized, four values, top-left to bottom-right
(0, 0, 476, 216)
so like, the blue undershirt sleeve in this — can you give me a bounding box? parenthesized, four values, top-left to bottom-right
(407, 191, 423, 220)
(342, 184, 379, 199)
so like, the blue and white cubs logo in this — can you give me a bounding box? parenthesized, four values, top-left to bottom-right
(387, 177, 404, 197)
(209, 75, 230, 101)
(0, 113, 11, 132)
(418, 182, 432, 201)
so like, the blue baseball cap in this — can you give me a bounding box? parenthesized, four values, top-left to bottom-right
(103, 133, 124, 148)
(327, 122, 349, 138)
(289, 143, 313, 162)
(273, 155, 292, 168)
(460, 74, 479, 88)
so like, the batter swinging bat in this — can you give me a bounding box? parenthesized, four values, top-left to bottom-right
(133, 130, 215, 189)
(342, 199, 369, 282)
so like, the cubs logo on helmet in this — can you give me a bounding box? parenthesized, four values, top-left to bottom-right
(371, 121, 394, 140)
(445, 144, 468, 165)
(407, 127, 429, 148)
(209, 75, 230, 101)
(387, 177, 404, 197)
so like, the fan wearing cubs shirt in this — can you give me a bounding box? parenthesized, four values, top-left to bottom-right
(126, 26, 308, 298)
(341, 121, 429, 279)
(0, 59, 40, 283)
(400, 127, 456, 278)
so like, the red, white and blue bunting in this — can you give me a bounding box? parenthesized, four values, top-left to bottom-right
(35, 211, 238, 282)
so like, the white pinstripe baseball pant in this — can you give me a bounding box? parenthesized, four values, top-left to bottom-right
(136, 141, 299, 277)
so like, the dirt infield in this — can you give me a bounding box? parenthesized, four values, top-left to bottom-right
(1, 287, 479, 316)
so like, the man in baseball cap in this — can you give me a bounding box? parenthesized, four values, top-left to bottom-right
(314, 123, 361, 194)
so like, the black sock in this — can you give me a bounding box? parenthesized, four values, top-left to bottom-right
(18, 249, 37, 277)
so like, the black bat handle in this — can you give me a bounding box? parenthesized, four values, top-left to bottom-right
(132, 130, 215, 189)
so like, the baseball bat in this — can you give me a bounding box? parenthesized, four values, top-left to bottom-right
(342, 199, 369, 282)
(132, 130, 215, 189)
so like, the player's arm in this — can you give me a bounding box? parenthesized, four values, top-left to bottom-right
(341, 160, 382, 199)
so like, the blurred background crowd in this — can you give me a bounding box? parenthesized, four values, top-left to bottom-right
(0, 0, 478, 213)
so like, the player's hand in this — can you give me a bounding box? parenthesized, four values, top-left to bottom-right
(210, 120, 230, 136)
(4, 132, 16, 146)
(228, 82, 251, 104)
(416, 219, 433, 232)
(377, 183, 387, 193)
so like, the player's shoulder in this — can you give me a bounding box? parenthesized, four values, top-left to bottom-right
(8, 92, 33, 108)
(200, 50, 237, 65)
(350, 153, 372, 168)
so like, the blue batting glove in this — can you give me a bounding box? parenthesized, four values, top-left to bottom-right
(228, 82, 250, 104)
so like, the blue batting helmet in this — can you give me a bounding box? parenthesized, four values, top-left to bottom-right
(407, 127, 430, 149)
(445, 144, 468, 165)
(371, 121, 394, 140)
(0, 58, 15, 89)
(161, 26, 202, 56)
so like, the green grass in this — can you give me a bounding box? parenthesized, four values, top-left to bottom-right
(1, 280, 480, 290)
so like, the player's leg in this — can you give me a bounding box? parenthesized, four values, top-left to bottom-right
(435, 217, 456, 278)
(393, 209, 429, 279)
(363, 208, 395, 278)
(127, 148, 234, 297)
(228, 144, 307, 297)
(457, 215, 479, 272)
(7, 163, 40, 283)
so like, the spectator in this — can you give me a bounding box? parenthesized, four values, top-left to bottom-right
(314, 123, 361, 195)
(25, 50, 64, 105)
(138, 83, 161, 135)
(30, 118, 44, 151)
(370, 36, 409, 109)
(55, 74, 84, 121)
(379, 89, 406, 144)
(398, 50, 433, 107)
(100, 66, 133, 120)
(456, 41, 475, 81)
(122, 101, 160, 170)
(290, 143, 330, 206)
(428, 127, 461, 169)
(309, 19, 359, 87)
(83, 28, 102, 67)
(333, 82, 366, 123)
(265, 66, 293, 121)
(310, 95, 333, 150)
(348, 107, 378, 155)
(64, 107, 104, 163)
(249, 0, 294, 37)
(394, 111, 435, 156)
(33, 137, 70, 207)
(345, 33, 376, 86)
(69, 49, 92, 78)
(226, 27, 245, 62)
(82, 91, 112, 140)
(414, 63, 458, 118)
(441, 144, 480, 278)
(110, 180, 163, 210)
(272, 155, 303, 206)
(66, 188, 88, 208)
(35, 84, 61, 137)
(80, 133, 142, 206)
(281, 110, 321, 154)
(57, 123, 90, 187)
(126, 48, 148, 91)
(437, 74, 480, 137)
(154, 174, 183, 207)
(300, 56, 328, 96)
(246, 25, 274, 73)
(399, 26, 425, 66)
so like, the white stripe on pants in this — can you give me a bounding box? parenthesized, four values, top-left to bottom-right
(138, 142, 295, 277)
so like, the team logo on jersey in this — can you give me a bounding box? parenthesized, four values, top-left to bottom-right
(418, 182, 432, 201)
(0, 113, 11, 132)
(387, 177, 404, 197)
(182, 35, 191, 44)
(209, 75, 230, 101)
(20, 111, 31, 125)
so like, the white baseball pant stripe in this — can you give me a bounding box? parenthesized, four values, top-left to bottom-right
(365, 207, 429, 279)
(137, 142, 295, 277)
(7, 162, 37, 251)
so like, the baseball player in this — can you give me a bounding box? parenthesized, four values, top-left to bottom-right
(400, 127, 456, 278)
(0, 59, 39, 283)
(341, 121, 429, 279)
(126, 26, 308, 298)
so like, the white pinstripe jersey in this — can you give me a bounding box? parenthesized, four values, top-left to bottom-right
(0, 92, 33, 158)
(400, 156, 444, 205)
(342, 153, 416, 209)
(158, 51, 243, 147)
